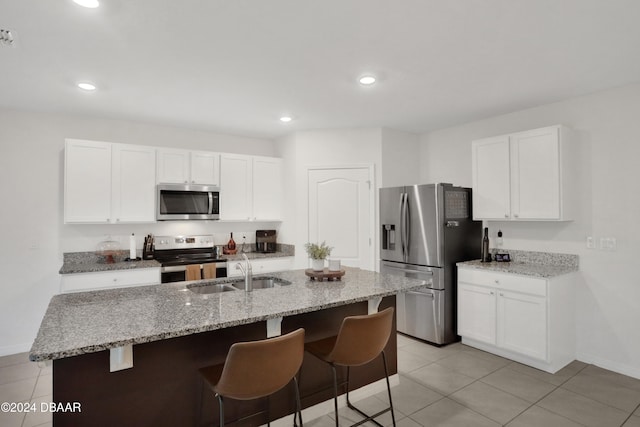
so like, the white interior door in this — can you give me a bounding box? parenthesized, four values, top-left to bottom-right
(308, 167, 373, 269)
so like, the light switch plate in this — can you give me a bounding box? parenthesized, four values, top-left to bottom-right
(586, 236, 595, 249)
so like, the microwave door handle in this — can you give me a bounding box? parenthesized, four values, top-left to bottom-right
(207, 192, 213, 215)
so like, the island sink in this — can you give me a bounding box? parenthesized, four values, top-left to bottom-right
(186, 277, 292, 294)
(187, 283, 237, 294)
(231, 277, 292, 290)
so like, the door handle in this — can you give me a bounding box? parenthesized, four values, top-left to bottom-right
(407, 290, 435, 299)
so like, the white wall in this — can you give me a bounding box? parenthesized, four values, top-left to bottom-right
(380, 128, 420, 187)
(0, 108, 275, 356)
(276, 128, 383, 269)
(418, 82, 640, 378)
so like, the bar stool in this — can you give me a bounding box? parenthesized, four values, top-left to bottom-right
(198, 328, 305, 427)
(305, 307, 396, 427)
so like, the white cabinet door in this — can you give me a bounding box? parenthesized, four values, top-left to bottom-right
(190, 151, 220, 185)
(220, 154, 253, 220)
(510, 127, 561, 220)
(64, 139, 112, 223)
(472, 125, 573, 221)
(111, 144, 156, 223)
(157, 148, 190, 184)
(252, 157, 283, 221)
(458, 283, 497, 345)
(498, 290, 547, 360)
(472, 136, 511, 220)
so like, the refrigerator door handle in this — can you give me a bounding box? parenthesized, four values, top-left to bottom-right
(403, 192, 410, 262)
(407, 290, 435, 298)
(399, 192, 406, 259)
(383, 264, 434, 275)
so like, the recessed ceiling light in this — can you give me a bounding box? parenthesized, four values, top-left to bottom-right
(77, 82, 96, 91)
(73, 0, 100, 8)
(279, 116, 293, 123)
(359, 75, 376, 85)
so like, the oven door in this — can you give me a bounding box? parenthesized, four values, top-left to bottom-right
(156, 184, 220, 221)
(161, 263, 227, 283)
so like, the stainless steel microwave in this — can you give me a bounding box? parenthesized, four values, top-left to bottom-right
(156, 184, 220, 220)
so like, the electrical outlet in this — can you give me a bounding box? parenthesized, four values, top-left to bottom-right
(586, 236, 595, 249)
(599, 237, 617, 251)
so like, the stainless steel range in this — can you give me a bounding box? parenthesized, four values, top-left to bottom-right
(154, 235, 227, 283)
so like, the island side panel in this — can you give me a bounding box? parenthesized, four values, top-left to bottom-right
(53, 297, 397, 427)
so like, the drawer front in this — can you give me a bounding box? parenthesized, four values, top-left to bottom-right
(458, 268, 547, 297)
(61, 268, 160, 293)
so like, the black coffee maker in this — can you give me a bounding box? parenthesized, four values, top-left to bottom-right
(255, 230, 277, 253)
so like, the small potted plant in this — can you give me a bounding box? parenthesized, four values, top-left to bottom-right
(305, 241, 333, 271)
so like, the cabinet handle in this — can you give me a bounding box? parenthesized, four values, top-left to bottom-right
(505, 214, 509, 218)
(184, 180, 188, 184)
(494, 279, 499, 284)
(116, 218, 120, 222)
(490, 291, 495, 295)
(113, 278, 117, 282)
(500, 292, 504, 296)
(514, 214, 519, 218)
(192, 180, 195, 183)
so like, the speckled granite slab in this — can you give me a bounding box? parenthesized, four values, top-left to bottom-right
(59, 244, 295, 274)
(59, 252, 161, 274)
(30, 267, 427, 362)
(457, 249, 579, 278)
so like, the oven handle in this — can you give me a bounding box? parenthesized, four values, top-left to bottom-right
(161, 265, 188, 273)
(161, 263, 225, 273)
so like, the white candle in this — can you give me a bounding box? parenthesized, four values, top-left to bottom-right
(129, 234, 136, 260)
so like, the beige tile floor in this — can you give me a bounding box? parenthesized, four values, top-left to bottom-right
(2, 334, 640, 426)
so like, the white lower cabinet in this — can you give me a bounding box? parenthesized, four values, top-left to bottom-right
(227, 257, 294, 278)
(457, 267, 575, 373)
(61, 268, 160, 293)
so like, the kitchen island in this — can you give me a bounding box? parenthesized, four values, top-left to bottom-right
(30, 267, 428, 426)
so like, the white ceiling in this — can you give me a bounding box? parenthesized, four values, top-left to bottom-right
(2, 0, 640, 139)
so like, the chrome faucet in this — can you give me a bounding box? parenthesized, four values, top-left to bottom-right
(235, 253, 253, 292)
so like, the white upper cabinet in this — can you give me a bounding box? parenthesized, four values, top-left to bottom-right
(190, 151, 220, 186)
(156, 148, 189, 184)
(65, 140, 156, 224)
(219, 154, 283, 221)
(156, 148, 220, 186)
(65, 139, 112, 223)
(111, 143, 156, 223)
(220, 154, 253, 220)
(471, 135, 511, 220)
(252, 156, 283, 221)
(472, 125, 576, 221)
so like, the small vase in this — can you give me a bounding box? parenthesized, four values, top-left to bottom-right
(311, 259, 325, 271)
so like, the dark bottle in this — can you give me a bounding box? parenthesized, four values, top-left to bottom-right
(481, 227, 491, 262)
(227, 233, 236, 251)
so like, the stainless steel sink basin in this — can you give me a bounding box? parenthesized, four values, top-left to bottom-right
(231, 277, 292, 290)
(187, 283, 238, 294)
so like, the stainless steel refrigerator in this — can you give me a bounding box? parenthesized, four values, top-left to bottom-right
(380, 183, 481, 345)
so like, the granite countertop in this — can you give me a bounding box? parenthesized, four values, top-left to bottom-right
(30, 267, 428, 362)
(457, 249, 579, 278)
(59, 248, 294, 274)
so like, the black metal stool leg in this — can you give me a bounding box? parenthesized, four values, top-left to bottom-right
(217, 394, 225, 427)
(343, 353, 395, 427)
(382, 351, 396, 427)
(293, 375, 303, 427)
(331, 365, 339, 427)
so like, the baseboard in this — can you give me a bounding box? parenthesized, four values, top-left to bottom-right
(0, 342, 32, 358)
(577, 352, 640, 380)
(271, 374, 400, 426)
